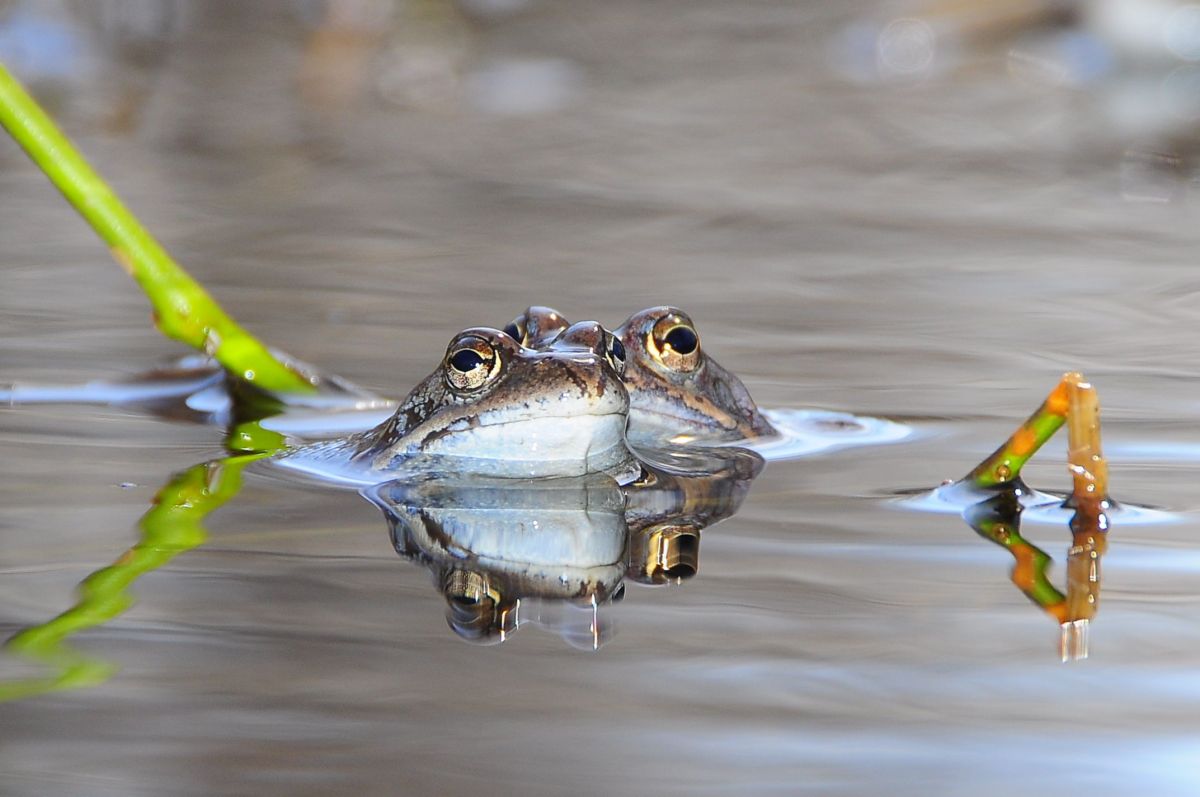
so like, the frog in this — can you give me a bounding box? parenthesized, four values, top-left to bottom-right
(275, 324, 639, 485)
(502, 305, 777, 444)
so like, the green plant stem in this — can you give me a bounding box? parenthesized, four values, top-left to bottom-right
(962, 378, 1071, 489)
(0, 63, 314, 394)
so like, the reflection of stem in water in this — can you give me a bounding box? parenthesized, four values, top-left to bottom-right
(0, 423, 284, 702)
(964, 383, 1110, 663)
(966, 494, 1067, 617)
(967, 494, 1109, 662)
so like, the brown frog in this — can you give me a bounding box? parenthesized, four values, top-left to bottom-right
(277, 325, 638, 484)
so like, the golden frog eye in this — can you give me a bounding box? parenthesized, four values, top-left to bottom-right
(648, 314, 701, 372)
(445, 336, 501, 391)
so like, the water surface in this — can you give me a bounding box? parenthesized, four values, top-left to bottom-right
(3, 2, 1200, 795)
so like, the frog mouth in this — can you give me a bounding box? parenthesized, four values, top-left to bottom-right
(474, 408, 627, 425)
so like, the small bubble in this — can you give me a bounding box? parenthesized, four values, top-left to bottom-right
(876, 18, 936, 79)
(996, 465, 1011, 480)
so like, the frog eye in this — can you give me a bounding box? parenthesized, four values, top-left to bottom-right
(604, 332, 626, 374)
(445, 336, 501, 391)
(663, 326, 697, 355)
(502, 316, 527, 345)
(648, 314, 701, 372)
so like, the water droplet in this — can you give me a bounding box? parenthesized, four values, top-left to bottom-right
(876, 18, 936, 79)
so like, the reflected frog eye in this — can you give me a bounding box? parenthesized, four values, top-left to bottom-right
(606, 333, 626, 374)
(648, 314, 702, 372)
(445, 336, 501, 391)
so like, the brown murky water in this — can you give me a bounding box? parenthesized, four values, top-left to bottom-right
(3, 1, 1200, 795)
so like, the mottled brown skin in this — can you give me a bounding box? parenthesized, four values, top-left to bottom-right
(504, 306, 776, 443)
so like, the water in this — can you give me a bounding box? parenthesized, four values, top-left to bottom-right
(3, 1, 1200, 794)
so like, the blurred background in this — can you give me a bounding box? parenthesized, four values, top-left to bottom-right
(3, 1, 1200, 795)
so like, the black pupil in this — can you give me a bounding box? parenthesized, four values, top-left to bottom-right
(664, 326, 697, 355)
(502, 323, 520, 341)
(609, 336, 625, 362)
(450, 349, 486, 372)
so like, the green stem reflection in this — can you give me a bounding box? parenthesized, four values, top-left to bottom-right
(963, 489, 1109, 661)
(965, 496, 1066, 616)
(0, 423, 285, 702)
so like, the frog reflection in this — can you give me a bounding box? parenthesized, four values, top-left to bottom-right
(367, 445, 763, 647)
(624, 444, 764, 585)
